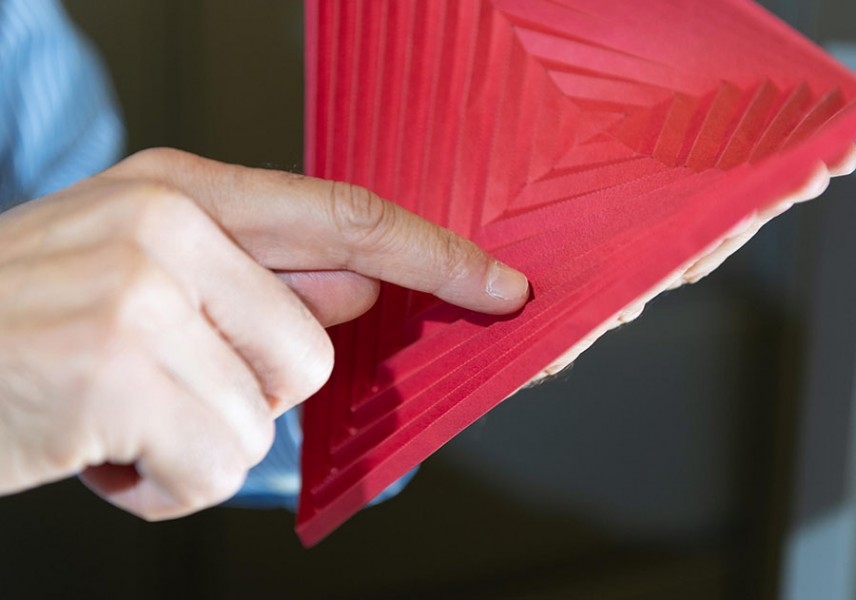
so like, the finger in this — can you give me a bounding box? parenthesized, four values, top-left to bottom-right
(229, 175, 530, 314)
(828, 140, 856, 176)
(117, 192, 335, 414)
(111, 149, 530, 315)
(0, 245, 275, 496)
(78, 263, 280, 519)
(276, 270, 380, 327)
(132, 275, 276, 456)
(6, 181, 336, 412)
(80, 365, 253, 520)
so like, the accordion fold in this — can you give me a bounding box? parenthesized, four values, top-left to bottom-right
(298, 0, 856, 546)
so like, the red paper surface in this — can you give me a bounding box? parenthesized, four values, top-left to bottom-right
(298, 0, 856, 546)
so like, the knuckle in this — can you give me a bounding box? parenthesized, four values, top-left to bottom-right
(95, 178, 203, 251)
(163, 460, 246, 514)
(304, 331, 335, 396)
(138, 510, 161, 523)
(244, 419, 275, 466)
(128, 181, 198, 232)
(107, 238, 151, 270)
(118, 253, 169, 306)
(436, 230, 475, 283)
(115, 184, 211, 270)
(120, 147, 190, 172)
(275, 330, 334, 410)
(40, 433, 88, 478)
(103, 247, 187, 335)
(327, 181, 391, 246)
(194, 464, 247, 508)
(207, 472, 246, 506)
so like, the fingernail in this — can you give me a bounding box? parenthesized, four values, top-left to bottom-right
(486, 261, 529, 301)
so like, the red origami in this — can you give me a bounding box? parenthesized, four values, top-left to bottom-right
(297, 0, 856, 546)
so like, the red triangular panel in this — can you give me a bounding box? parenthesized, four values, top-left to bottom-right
(298, 0, 856, 546)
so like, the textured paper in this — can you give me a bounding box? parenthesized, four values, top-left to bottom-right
(297, 0, 856, 546)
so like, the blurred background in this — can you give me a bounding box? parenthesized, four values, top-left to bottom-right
(2, 1, 856, 598)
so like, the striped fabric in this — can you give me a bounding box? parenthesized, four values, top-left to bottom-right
(0, 0, 412, 511)
(0, 0, 122, 209)
(232, 408, 416, 511)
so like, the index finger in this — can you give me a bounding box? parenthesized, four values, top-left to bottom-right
(114, 149, 530, 315)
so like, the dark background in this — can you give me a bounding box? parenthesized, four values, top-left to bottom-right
(2, 1, 856, 597)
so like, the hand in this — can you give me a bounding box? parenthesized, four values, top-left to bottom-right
(0, 148, 529, 520)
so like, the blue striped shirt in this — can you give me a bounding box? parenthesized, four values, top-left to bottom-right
(0, 0, 412, 510)
(0, 0, 121, 207)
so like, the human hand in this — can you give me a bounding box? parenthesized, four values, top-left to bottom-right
(0, 148, 529, 520)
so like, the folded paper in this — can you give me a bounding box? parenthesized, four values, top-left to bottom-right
(297, 0, 856, 546)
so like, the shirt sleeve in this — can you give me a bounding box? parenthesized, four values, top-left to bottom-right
(229, 408, 418, 510)
(0, 0, 123, 211)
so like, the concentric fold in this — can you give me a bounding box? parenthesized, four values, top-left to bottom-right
(297, 0, 856, 546)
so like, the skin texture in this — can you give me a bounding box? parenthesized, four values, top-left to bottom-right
(0, 147, 529, 521)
